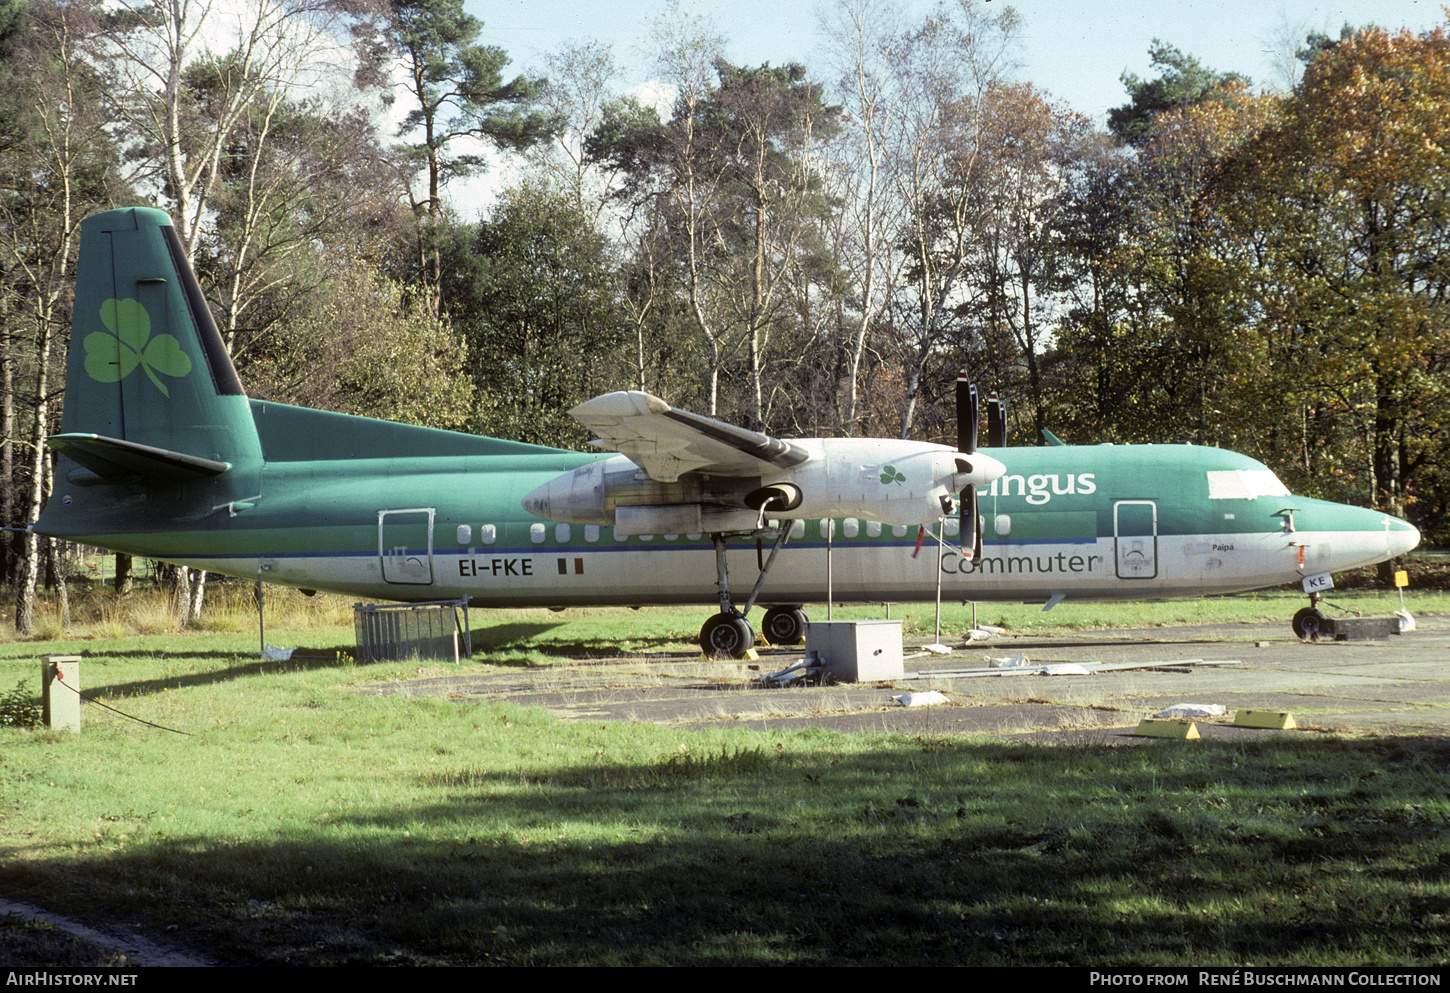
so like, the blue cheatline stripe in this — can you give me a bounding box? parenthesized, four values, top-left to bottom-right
(190, 534, 1100, 562)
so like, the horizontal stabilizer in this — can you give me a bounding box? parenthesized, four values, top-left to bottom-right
(49, 432, 231, 485)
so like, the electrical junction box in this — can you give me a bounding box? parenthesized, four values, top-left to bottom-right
(42, 655, 81, 732)
(805, 620, 904, 682)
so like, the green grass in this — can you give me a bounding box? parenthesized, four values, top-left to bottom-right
(1, 595, 1447, 965)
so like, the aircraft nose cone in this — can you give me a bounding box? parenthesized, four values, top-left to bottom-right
(1387, 516, 1420, 558)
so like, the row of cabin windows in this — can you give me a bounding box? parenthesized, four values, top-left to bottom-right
(454, 515, 1015, 547)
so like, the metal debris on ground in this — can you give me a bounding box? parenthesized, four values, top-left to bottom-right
(893, 690, 951, 707)
(1040, 663, 1093, 676)
(754, 656, 825, 687)
(1157, 703, 1226, 718)
(904, 658, 1241, 679)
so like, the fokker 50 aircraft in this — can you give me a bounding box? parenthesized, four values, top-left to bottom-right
(34, 207, 1420, 656)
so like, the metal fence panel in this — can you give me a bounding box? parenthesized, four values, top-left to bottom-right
(354, 598, 471, 663)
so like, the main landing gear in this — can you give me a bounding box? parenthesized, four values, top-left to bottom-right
(698, 525, 803, 658)
(700, 604, 809, 657)
(759, 604, 808, 646)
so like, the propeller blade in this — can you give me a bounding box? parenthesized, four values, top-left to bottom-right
(986, 392, 1007, 448)
(956, 373, 978, 455)
(963, 484, 982, 566)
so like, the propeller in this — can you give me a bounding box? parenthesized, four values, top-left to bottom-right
(955, 374, 985, 566)
(986, 391, 1007, 449)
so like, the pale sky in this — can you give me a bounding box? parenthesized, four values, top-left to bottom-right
(476, 0, 1448, 119)
(448, 0, 1447, 215)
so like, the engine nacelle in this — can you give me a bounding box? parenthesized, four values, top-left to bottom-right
(522, 455, 760, 529)
(523, 440, 1005, 533)
(786, 438, 1004, 525)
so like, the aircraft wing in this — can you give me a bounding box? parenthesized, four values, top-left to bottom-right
(569, 391, 811, 482)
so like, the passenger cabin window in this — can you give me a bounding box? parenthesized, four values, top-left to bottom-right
(944, 518, 959, 538)
(456, 525, 472, 545)
(843, 518, 859, 538)
(892, 524, 907, 538)
(867, 520, 881, 538)
(585, 525, 600, 542)
(819, 519, 835, 539)
(555, 523, 570, 543)
(480, 524, 497, 545)
(530, 523, 545, 544)
(994, 514, 1011, 536)
(789, 521, 805, 539)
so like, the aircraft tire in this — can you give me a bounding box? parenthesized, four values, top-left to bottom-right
(761, 605, 807, 646)
(1292, 606, 1326, 641)
(701, 613, 754, 658)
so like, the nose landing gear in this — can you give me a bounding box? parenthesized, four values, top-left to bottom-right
(1292, 595, 1327, 641)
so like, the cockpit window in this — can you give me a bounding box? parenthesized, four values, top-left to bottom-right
(1206, 470, 1291, 499)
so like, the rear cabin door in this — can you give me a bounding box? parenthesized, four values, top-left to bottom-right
(379, 508, 436, 585)
(1113, 500, 1158, 580)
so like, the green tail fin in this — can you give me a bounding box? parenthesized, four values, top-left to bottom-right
(57, 206, 262, 472)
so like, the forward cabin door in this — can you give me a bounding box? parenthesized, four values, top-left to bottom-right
(379, 508, 436, 585)
(1113, 500, 1158, 580)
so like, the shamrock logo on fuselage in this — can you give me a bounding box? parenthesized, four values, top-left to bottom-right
(880, 464, 906, 486)
(83, 298, 191, 397)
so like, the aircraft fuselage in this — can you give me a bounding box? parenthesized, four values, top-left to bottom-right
(39, 416, 1416, 610)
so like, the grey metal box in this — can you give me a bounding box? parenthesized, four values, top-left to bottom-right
(805, 620, 904, 682)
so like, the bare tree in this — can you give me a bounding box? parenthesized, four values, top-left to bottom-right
(100, 0, 366, 260)
(534, 38, 623, 223)
(7, 1, 117, 632)
(884, 0, 1021, 440)
(816, 0, 908, 436)
(621, 2, 732, 414)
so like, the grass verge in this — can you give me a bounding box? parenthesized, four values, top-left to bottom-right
(1, 600, 1447, 966)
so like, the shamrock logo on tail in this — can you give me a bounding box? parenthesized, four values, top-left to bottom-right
(83, 298, 191, 397)
(880, 464, 906, 486)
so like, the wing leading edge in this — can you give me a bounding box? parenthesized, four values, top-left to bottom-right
(570, 391, 811, 482)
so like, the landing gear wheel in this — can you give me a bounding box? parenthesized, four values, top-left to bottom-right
(1292, 606, 1326, 641)
(701, 613, 755, 658)
(760, 605, 808, 646)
